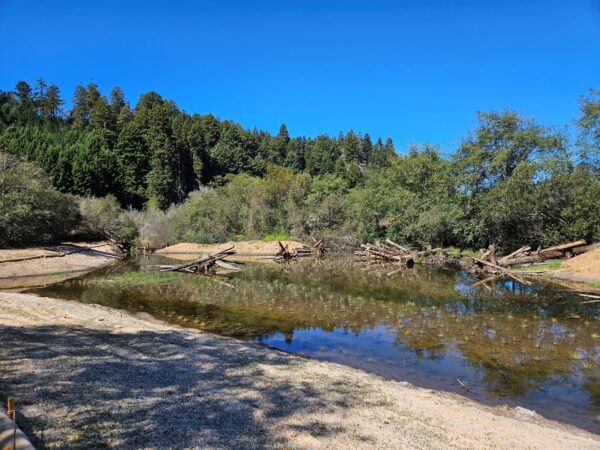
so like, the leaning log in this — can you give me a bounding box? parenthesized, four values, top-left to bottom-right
(385, 239, 409, 254)
(498, 246, 531, 264)
(470, 256, 507, 274)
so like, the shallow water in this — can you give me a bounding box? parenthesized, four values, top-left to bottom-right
(30, 256, 600, 433)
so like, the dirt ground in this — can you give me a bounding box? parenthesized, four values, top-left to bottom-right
(156, 240, 307, 261)
(555, 247, 600, 284)
(0, 292, 598, 450)
(0, 242, 120, 290)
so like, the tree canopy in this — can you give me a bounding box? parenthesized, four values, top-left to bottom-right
(1, 79, 599, 250)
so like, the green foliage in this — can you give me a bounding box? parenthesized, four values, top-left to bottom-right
(79, 195, 138, 241)
(0, 153, 80, 247)
(1, 79, 600, 252)
(577, 89, 600, 174)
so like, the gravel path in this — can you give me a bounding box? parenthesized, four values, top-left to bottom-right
(0, 292, 598, 450)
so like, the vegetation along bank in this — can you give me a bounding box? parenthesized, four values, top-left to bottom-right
(1, 81, 600, 253)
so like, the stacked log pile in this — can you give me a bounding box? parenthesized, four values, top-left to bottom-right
(466, 240, 592, 276)
(274, 239, 325, 262)
(158, 245, 237, 274)
(355, 240, 415, 267)
(465, 245, 507, 276)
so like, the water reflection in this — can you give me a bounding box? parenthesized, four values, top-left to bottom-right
(31, 257, 600, 433)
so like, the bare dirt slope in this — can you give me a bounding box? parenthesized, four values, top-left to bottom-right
(0, 292, 597, 450)
(0, 242, 120, 290)
(156, 240, 307, 261)
(555, 247, 600, 283)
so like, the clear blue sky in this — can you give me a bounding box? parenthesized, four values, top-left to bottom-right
(1, 0, 599, 151)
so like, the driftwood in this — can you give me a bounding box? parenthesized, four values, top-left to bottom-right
(356, 240, 414, 267)
(274, 239, 325, 262)
(498, 246, 531, 265)
(470, 256, 507, 273)
(160, 245, 236, 274)
(214, 259, 241, 272)
(572, 243, 600, 255)
(498, 240, 588, 267)
(470, 239, 594, 289)
(0, 242, 119, 265)
(499, 251, 564, 267)
(463, 245, 503, 276)
(385, 239, 409, 253)
(104, 230, 133, 257)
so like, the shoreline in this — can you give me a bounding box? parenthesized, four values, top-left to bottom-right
(0, 242, 120, 290)
(0, 292, 598, 449)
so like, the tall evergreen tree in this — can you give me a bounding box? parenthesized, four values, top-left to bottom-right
(14, 81, 36, 124)
(43, 84, 63, 124)
(284, 138, 305, 172)
(271, 123, 290, 164)
(342, 130, 361, 163)
(361, 133, 373, 164)
(71, 84, 90, 129)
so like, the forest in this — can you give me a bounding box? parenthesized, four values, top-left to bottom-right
(1, 78, 599, 251)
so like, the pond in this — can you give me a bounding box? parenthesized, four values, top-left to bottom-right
(30, 256, 600, 433)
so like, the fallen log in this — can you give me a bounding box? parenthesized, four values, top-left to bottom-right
(274, 239, 325, 262)
(0, 252, 66, 264)
(385, 239, 409, 254)
(0, 242, 120, 265)
(214, 259, 241, 271)
(538, 239, 586, 255)
(572, 243, 600, 255)
(499, 250, 564, 267)
(160, 245, 235, 273)
(359, 242, 415, 267)
(498, 246, 531, 264)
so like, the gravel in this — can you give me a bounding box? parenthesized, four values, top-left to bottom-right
(0, 292, 598, 449)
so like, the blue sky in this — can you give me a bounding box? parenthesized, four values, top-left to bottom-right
(1, 0, 599, 152)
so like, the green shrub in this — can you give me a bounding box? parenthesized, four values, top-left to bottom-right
(79, 195, 138, 241)
(0, 153, 80, 247)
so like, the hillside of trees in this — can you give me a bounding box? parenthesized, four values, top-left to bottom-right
(1, 79, 599, 251)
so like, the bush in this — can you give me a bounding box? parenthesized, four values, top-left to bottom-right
(0, 153, 80, 247)
(79, 195, 138, 241)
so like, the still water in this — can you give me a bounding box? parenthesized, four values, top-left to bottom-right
(31, 256, 600, 432)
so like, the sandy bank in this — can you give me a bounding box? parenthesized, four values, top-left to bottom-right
(0, 242, 120, 290)
(0, 292, 597, 449)
(554, 247, 600, 284)
(156, 240, 307, 261)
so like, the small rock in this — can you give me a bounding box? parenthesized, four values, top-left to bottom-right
(515, 406, 536, 418)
